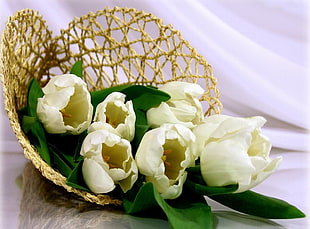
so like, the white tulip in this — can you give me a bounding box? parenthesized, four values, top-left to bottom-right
(147, 81, 204, 129)
(36, 74, 93, 135)
(135, 124, 196, 199)
(93, 92, 136, 141)
(193, 115, 282, 193)
(80, 129, 138, 193)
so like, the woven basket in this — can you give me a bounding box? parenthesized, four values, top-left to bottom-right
(0, 7, 221, 206)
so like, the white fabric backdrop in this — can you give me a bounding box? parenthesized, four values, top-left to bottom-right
(0, 1, 309, 228)
(1, 0, 308, 152)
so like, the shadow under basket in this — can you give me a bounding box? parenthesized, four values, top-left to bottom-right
(0, 7, 221, 206)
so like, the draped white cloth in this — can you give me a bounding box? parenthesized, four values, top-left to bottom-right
(0, 0, 309, 228)
(1, 0, 308, 151)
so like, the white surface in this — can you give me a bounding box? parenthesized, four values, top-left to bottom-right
(1, 0, 309, 228)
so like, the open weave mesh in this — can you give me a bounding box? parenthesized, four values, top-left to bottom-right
(0, 7, 222, 206)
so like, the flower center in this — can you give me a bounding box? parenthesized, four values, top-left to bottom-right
(101, 143, 128, 170)
(162, 140, 186, 180)
(161, 149, 172, 166)
(60, 109, 72, 118)
(61, 85, 90, 128)
(102, 155, 119, 168)
(105, 102, 128, 128)
(105, 116, 117, 128)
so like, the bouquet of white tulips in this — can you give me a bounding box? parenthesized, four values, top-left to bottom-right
(19, 61, 305, 229)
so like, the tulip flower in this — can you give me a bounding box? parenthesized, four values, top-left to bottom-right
(36, 74, 93, 135)
(135, 124, 196, 199)
(147, 81, 204, 128)
(193, 115, 282, 193)
(93, 92, 136, 141)
(80, 129, 138, 193)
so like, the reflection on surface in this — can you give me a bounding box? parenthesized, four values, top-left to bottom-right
(19, 163, 285, 229)
(18, 163, 170, 229)
(213, 211, 285, 229)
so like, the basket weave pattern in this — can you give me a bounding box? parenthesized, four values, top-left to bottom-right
(0, 7, 221, 206)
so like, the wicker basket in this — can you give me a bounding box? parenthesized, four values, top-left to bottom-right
(0, 7, 221, 206)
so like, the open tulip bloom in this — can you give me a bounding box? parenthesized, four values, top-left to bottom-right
(80, 128, 138, 193)
(19, 61, 305, 229)
(36, 74, 93, 135)
(147, 81, 204, 128)
(135, 123, 196, 199)
(93, 91, 136, 141)
(193, 115, 283, 193)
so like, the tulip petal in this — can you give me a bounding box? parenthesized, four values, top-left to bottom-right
(201, 131, 255, 187)
(118, 159, 139, 193)
(135, 128, 166, 176)
(160, 81, 204, 99)
(212, 116, 266, 139)
(87, 122, 120, 135)
(161, 172, 187, 199)
(168, 100, 197, 122)
(43, 87, 73, 109)
(146, 174, 170, 194)
(36, 99, 66, 134)
(108, 168, 128, 181)
(147, 102, 195, 128)
(82, 158, 115, 193)
(237, 156, 283, 193)
(248, 130, 272, 157)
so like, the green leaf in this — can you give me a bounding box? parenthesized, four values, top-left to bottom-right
(28, 121, 51, 165)
(127, 86, 170, 149)
(46, 133, 87, 177)
(19, 79, 50, 164)
(186, 165, 206, 185)
(47, 136, 89, 191)
(18, 106, 28, 118)
(131, 109, 149, 151)
(73, 131, 87, 162)
(186, 165, 201, 174)
(123, 182, 161, 216)
(123, 182, 213, 229)
(70, 60, 83, 78)
(49, 145, 74, 177)
(90, 84, 170, 111)
(27, 78, 43, 117)
(122, 85, 170, 111)
(185, 179, 238, 196)
(66, 160, 90, 192)
(22, 115, 37, 133)
(46, 133, 83, 157)
(210, 190, 306, 219)
(90, 85, 133, 109)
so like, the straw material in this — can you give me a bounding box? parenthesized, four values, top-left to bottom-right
(0, 7, 221, 206)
